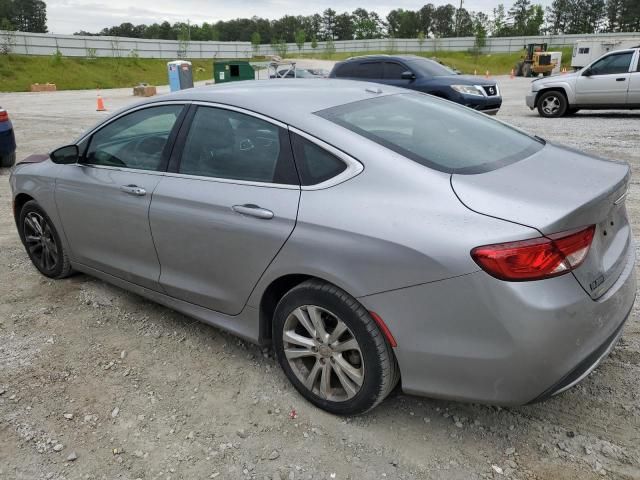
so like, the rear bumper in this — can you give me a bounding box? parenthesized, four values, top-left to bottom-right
(359, 241, 636, 405)
(0, 127, 16, 156)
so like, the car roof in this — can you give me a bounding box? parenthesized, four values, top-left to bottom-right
(145, 79, 404, 126)
(342, 54, 426, 63)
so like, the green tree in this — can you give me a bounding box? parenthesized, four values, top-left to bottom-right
(310, 35, 318, 50)
(321, 8, 337, 40)
(417, 31, 426, 51)
(8, 0, 47, 32)
(251, 31, 261, 56)
(334, 12, 354, 40)
(294, 29, 305, 53)
(271, 37, 287, 57)
(432, 4, 456, 38)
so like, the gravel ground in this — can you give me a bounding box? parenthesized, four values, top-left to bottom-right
(1, 74, 639, 480)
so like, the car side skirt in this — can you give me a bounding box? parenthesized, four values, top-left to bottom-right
(73, 262, 261, 344)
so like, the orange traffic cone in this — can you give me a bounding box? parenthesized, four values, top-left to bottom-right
(510, 68, 515, 79)
(96, 92, 106, 112)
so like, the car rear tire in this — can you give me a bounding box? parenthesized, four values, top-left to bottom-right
(0, 151, 16, 168)
(273, 279, 398, 415)
(18, 200, 72, 279)
(537, 91, 567, 118)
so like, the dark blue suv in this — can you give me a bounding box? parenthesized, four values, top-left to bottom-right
(330, 55, 502, 115)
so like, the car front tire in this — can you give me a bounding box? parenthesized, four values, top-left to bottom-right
(537, 91, 568, 118)
(273, 279, 398, 415)
(18, 200, 72, 279)
(0, 151, 16, 168)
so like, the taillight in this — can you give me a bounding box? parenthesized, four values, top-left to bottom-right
(0, 110, 8, 122)
(471, 225, 595, 281)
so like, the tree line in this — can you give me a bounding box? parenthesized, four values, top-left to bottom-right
(75, 0, 638, 44)
(0, 0, 47, 32)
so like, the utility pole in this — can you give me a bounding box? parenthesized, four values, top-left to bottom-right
(456, 0, 463, 36)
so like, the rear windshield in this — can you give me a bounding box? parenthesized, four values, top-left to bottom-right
(315, 93, 543, 174)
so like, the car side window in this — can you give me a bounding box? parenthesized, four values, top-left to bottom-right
(334, 63, 356, 77)
(291, 133, 347, 186)
(355, 62, 383, 79)
(84, 105, 183, 171)
(384, 62, 409, 79)
(589, 52, 634, 75)
(178, 106, 298, 185)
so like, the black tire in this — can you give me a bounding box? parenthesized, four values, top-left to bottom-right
(18, 200, 72, 279)
(514, 61, 523, 77)
(522, 63, 532, 78)
(273, 279, 398, 415)
(0, 151, 16, 168)
(537, 90, 568, 118)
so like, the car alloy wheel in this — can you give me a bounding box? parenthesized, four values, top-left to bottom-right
(541, 95, 561, 115)
(23, 211, 59, 273)
(282, 305, 364, 401)
(19, 200, 72, 279)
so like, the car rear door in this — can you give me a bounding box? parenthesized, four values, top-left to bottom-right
(55, 103, 186, 291)
(575, 50, 634, 105)
(149, 104, 300, 315)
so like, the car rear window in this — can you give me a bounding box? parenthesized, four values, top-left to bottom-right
(315, 93, 544, 174)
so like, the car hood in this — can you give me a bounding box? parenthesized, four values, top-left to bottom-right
(434, 75, 497, 86)
(533, 71, 579, 85)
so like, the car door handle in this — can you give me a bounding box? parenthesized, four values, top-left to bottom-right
(120, 185, 147, 196)
(616, 78, 626, 81)
(232, 204, 274, 220)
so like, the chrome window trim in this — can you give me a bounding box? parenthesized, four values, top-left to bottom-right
(191, 101, 288, 129)
(163, 171, 300, 190)
(72, 163, 168, 177)
(288, 127, 364, 191)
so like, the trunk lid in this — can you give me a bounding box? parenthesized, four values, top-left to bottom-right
(452, 143, 631, 299)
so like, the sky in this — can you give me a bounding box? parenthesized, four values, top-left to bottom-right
(47, 0, 555, 35)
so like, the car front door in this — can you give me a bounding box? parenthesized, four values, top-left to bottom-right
(55, 103, 186, 290)
(382, 61, 414, 88)
(149, 104, 300, 315)
(575, 50, 634, 106)
(626, 50, 640, 106)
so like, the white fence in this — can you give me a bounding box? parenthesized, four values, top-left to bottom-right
(0, 31, 252, 58)
(259, 31, 640, 56)
(1, 30, 639, 59)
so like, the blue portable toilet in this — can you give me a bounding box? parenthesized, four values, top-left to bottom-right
(167, 60, 194, 92)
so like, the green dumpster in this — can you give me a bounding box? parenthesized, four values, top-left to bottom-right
(214, 61, 255, 83)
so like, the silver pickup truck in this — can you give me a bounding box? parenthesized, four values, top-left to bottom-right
(526, 47, 640, 117)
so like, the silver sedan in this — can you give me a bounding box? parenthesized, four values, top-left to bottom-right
(10, 80, 635, 415)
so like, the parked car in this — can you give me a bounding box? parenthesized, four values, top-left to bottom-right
(270, 68, 322, 79)
(330, 55, 502, 114)
(526, 47, 640, 117)
(11, 80, 634, 415)
(0, 106, 16, 168)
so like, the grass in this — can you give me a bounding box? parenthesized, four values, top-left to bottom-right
(0, 55, 214, 92)
(0, 47, 575, 92)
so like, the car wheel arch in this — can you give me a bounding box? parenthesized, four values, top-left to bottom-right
(258, 273, 364, 344)
(13, 193, 35, 224)
(536, 87, 570, 108)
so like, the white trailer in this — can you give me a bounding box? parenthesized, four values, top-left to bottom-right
(571, 38, 640, 69)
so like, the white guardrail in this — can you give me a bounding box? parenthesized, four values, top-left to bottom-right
(1, 30, 639, 58)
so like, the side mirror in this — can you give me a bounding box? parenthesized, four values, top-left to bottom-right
(582, 68, 592, 76)
(50, 145, 79, 164)
(401, 71, 416, 80)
